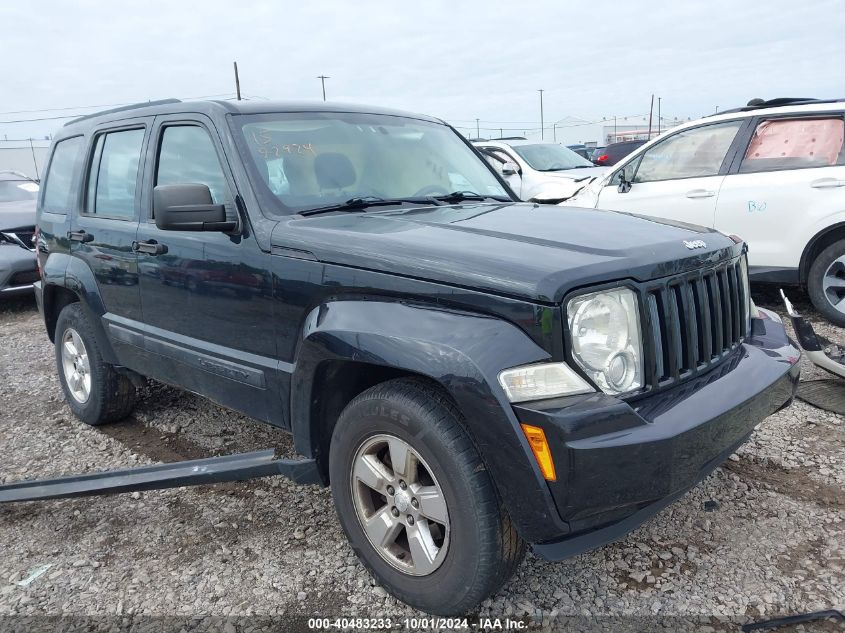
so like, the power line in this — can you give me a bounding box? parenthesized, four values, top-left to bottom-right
(0, 93, 239, 125)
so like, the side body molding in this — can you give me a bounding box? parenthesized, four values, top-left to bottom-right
(291, 300, 570, 542)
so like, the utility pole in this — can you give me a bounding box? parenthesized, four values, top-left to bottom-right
(646, 94, 654, 139)
(29, 138, 39, 180)
(233, 62, 242, 101)
(657, 97, 661, 135)
(317, 75, 330, 101)
(553, 123, 557, 143)
(715, 105, 719, 114)
(475, 118, 480, 138)
(613, 115, 617, 142)
(538, 89, 545, 140)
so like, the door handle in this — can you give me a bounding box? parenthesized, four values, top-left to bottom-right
(810, 178, 845, 189)
(132, 240, 168, 256)
(685, 189, 715, 199)
(67, 230, 94, 243)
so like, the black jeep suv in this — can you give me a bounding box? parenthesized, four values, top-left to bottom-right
(34, 99, 799, 614)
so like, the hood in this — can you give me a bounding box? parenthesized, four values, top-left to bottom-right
(271, 202, 739, 304)
(0, 199, 36, 230)
(525, 166, 609, 202)
(539, 166, 609, 181)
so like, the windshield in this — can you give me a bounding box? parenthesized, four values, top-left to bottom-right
(231, 112, 510, 215)
(0, 179, 39, 203)
(512, 144, 594, 171)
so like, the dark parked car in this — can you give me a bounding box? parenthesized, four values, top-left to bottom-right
(34, 99, 799, 615)
(0, 170, 39, 295)
(593, 139, 648, 166)
(566, 144, 593, 161)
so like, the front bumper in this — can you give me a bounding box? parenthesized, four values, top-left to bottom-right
(0, 244, 37, 296)
(515, 308, 799, 561)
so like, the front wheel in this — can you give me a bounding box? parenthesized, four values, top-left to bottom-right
(329, 378, 525, 615)
(55, 303, 136, 425)
(808, 239, 845, 326)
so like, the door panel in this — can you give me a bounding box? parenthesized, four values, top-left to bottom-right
(596, 175, 726, 228)
(716, 115, 845, 270)
(135, 115, 279, 423)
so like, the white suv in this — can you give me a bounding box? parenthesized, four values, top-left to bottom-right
(473, 139, 607, 203)
(564, 98, 845, 325)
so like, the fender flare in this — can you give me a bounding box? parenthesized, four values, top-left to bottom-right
(44, 253, 119, 364)
(290, 300, 570, 543)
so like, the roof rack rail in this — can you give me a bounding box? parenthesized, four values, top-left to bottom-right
(496, 136, 528, 141)
(64, 98, 182, 126)
(712, 97, 845, 116)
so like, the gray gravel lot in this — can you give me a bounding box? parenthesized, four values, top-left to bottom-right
(0, 288, 842, 628)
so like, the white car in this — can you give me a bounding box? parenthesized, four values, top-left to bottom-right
(473, 139, 607, 203)
(564, 98, 845, 325)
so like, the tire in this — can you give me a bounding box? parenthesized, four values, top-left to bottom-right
(329, 378, 525, 615)
(808, 239, 845, 327)
(55, 303, 136, 425)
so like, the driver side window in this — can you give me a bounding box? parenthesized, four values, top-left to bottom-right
(632, 121, 744, 183)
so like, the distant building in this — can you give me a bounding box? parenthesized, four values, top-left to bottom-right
(601, 120, 682, 144)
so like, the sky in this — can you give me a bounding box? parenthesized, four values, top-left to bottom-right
(2, 0, 843, 145)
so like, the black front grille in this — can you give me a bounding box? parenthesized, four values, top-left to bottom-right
(1, 226, 35, 250)
(8, 269, 39, 286)
(643, 257, 747, 389)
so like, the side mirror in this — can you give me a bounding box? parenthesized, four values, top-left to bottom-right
(153, 184, 236, 232)
(617, 176, 632, 194)
(501, 161, 520, 176)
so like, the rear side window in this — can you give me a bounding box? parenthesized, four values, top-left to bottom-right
(155, 126, 230, 205)
(85, 128, 145, 219)
(739, 118, 845, 173)
(42, 136, 84, 213)
(633, 121, 744, 183)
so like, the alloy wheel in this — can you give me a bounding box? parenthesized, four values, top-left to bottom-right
(61, 328, 91, 403)
(823, 256, 845, 314)
(350, 434, 450, 576)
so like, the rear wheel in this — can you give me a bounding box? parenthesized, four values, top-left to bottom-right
(55, 303, 136, 425)
(329, 378, 525, 615)
(808, 239, 845, 326)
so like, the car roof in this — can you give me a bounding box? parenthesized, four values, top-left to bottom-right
(712, 97, 845, 117)
(472, 139, 560, 148)
(61, 99, 445, 132)
(606, 140, 646, 147)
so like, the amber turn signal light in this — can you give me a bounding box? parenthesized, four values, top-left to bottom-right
(520, 423, 556, 482)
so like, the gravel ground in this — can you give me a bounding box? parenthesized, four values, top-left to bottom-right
(0, 288, 842, 631)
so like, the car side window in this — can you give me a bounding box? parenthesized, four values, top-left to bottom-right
(42, 136, 84, 213)
(85, 128, 145, 219)
(632, 121, 744, 183)
(156, 125, 231, 207)
(739, 117, 845, 173)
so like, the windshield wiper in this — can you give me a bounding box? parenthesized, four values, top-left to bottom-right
(299, 196, 432, 217)
(428, 191, 510, 204)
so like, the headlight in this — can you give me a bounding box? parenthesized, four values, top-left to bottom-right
(498, 362, 593, 403)
(567, 287, 643, 395)
(739, 255, 752, 335)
